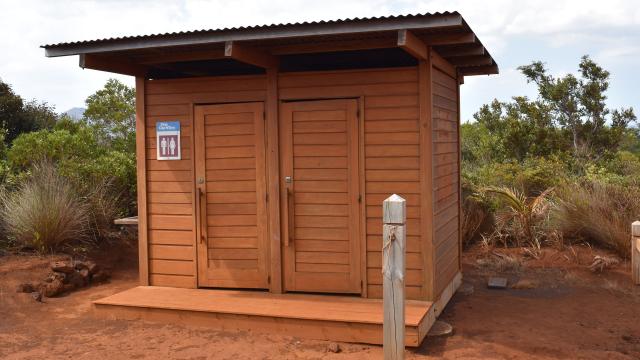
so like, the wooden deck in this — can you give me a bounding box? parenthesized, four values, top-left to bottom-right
(94, 286, 436, 346)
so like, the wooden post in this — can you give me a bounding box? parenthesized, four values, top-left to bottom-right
(632, 221, 640, 285)
(383, 194, 406, 360)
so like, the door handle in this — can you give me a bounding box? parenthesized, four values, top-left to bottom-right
(196, 187, 206, 244)
(286, 187, 294, 247)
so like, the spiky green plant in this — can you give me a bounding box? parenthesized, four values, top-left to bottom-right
(483, 186, 554, 248)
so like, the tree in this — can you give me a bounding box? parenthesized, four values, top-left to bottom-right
(0, 79, 57, 144)
(83, 78, 136, 153)
(518, 56, 636, 159)
(470, 97, 568, 162)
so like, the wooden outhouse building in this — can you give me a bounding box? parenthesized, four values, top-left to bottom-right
(44, 12, 497, 346)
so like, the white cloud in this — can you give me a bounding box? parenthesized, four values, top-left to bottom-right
(0, 0, 638, 116)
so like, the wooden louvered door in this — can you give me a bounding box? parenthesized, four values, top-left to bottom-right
(280, 99, 361, 294)
(194, 102, 268, 289)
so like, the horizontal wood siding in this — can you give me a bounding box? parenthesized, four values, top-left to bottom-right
(280, 67, 423, 299)
(431, 67, 460, 296)
(145, 75, 267, 288)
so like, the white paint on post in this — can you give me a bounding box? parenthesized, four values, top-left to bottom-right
(383, 194, 406, 360)
(632, 221, 640, 285)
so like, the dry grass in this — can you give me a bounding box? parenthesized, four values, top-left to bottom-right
(0, 162, 90, 252)
(554, 181, 640, 258)
(461, 194, 488, 247)
(475, 250, 523, 273)
(588, 255, 620, 272)
(82, 179, 124, 245)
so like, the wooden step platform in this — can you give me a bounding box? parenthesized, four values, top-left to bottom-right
(94, 286, 435, 346)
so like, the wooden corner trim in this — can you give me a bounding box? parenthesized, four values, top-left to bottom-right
(135, 77, 149, 286)
(418, 53, 435, 301)
(266, 67, 283, 293)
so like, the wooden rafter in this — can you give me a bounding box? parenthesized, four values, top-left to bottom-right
(435, 44, 485, 57)
(431, 51, 457, 78)
(422, 32, 475, 46)
(448, 55, 493, 67)
(459, 64, 499, 76)
(135, 49, 226, 64)
(397, 29, 428, 60)
(225, 41, 279, 68)
(79, 54, 148, 77)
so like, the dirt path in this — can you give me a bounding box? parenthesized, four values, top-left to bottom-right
(1, 246, 639, 359)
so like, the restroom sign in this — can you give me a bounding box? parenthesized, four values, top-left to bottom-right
(156, 121, 181, 160)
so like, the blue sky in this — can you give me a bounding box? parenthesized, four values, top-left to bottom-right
(0, 0, 638, 122)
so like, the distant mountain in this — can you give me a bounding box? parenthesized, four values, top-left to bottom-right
(63, 107, 85, 121)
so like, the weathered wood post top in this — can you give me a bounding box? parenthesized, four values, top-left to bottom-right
(383, 194, 407, 224)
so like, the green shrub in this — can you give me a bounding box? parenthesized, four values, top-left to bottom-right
(6, 121, 135, 214)
(581, 151, 640, 187)
(0, 162, 90, 252)
(464, 156, 569, 195)
(553, 180, 640, 258)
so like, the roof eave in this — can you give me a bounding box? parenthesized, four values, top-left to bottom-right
(43, 13, 463, 57)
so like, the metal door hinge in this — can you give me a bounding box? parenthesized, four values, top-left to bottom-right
(267, 275, 271, 284)
(358, 194, 362, 203)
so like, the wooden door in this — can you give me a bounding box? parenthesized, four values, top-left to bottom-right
(194, 102, 269, 288)
(280, 99, 361, 294)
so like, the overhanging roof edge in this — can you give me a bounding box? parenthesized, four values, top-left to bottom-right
(43, 13, 463, 57)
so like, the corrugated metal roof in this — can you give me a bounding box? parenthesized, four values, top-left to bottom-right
(42, 12, 460, 48)
(41, 11, 498, 76)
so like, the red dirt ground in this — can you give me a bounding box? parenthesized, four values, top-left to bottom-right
(1, 244, 639, 359)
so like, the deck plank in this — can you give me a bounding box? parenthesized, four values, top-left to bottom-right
(95, 286, 431, 326)
(94, 286, 436, 346)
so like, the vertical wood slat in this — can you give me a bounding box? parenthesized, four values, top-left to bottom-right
(359, 96, 368, 297)
(188, 103, 198, 284)
(456, 72, 463, 272)
(194, 105, 208, 284)
(383, 194, 406, 360)
(266, 67, 282, 293)
(347, 99, 362, 293)
(632, 221, 640, 285)
(136, 77, 149, 286)
(419, 53, 434, 300)
(279, 102, 295, 291)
